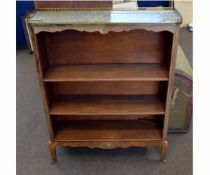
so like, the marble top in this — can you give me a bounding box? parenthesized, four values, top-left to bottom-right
(28, 10, 182, 26)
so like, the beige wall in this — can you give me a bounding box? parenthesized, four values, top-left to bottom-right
(175, 0, 193, 27)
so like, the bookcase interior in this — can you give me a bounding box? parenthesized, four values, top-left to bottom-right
(37, 29, 173, 65)
(35, 29, 174, 142)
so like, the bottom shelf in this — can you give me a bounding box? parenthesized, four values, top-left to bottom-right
(53, 120, 162, 141)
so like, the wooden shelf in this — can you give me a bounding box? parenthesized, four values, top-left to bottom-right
(44, 64, 169, 82)
(50, 95, 165, 116)
(52, 115, 164, 121)
(54, 120, 162, 141)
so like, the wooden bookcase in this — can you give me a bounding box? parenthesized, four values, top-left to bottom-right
(28, 9, 182, 163)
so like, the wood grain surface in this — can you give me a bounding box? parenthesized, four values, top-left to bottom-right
(50, 95, 165, 115)
(44, 64, 169, 82)
(54, 120, 162, 141)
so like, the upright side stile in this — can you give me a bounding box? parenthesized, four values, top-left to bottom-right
(163, 26, 181, 140)
(31, 31, 54, 140)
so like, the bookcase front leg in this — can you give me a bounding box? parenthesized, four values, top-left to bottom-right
(160, 141, 168, 163)
(49, 141, 57, 163)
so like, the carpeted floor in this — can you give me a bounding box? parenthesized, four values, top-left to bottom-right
(180, 28, 193, 67)
(17, 28, 192, 175)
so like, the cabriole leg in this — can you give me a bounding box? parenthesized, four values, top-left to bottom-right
(48, 141, 57, 163)
(160, 141, 168, 163)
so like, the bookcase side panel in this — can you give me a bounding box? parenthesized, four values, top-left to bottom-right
(31, 32, 55, 139)
(163, 26, 181, 140)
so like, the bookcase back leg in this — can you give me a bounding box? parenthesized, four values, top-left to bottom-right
(160, 141, 168, 162)
(49, 141, 57, 163)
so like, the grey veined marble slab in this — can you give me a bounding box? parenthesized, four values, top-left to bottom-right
(28, 10, 182, 26)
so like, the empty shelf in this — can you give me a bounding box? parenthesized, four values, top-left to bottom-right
(50, 95, 165, 116)
(44, 64, 169, 82)
(54, 120, 162, 141)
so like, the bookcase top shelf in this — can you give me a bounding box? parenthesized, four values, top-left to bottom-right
(28, 10, 182, 26)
